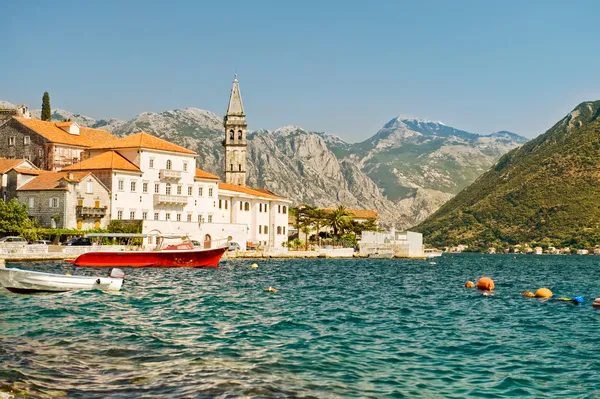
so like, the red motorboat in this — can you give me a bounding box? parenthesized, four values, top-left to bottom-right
(65, 234, 228, 268)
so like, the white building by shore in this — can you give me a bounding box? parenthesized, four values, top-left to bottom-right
(359, 228, 424, 258)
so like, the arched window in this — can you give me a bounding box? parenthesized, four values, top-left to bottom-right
(277, 226, 282, 235)
(238, 130, 242, 140)
(166, 160, 172, 170)
(283, 206, 287, 214)
(245, 202, 250, 211)
(238, 164, 242, 171)
(230, 130, 234, 140)
(165, 183, 171, 195)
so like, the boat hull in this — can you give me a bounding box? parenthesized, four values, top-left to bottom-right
(68, 247, 227, 268)
(0, 268, 123, 293)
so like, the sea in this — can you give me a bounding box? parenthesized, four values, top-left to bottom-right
(1, 254, 600, 398)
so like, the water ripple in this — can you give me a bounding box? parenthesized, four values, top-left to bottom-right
(2, 256, 600, 397)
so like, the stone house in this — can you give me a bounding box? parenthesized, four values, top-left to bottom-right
(0, 158, 37, 201)
(16, 171, 110, 229)
(0, 117, 115, 171)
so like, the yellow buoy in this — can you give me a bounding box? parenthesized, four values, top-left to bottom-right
(477, 277, 495, 291)
(464, 281, 475, 288)
(251, 263, 258, 268)
(535, 288, 552, 298)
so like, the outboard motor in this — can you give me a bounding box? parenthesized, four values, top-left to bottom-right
(109, 268, 125, 279)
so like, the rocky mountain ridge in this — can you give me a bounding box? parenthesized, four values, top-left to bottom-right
(0, 101, 526, 228)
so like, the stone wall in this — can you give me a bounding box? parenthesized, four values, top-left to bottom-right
(0, 119, 48, 169)
(17, 190, 68, 228)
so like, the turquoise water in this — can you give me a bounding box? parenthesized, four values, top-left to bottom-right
(2, 255, 600, 398)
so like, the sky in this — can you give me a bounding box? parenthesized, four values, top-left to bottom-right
(2, 0, 600, 142)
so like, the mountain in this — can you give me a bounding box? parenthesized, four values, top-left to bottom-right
(414, 101, 600, 250)
(27, 106, 125, 132)
(1, 100, 526, 227)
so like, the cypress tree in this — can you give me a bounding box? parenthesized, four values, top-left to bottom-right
(41, 92, 51, 121)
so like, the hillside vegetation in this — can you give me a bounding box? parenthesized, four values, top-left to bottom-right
(415, 101, 600, 251)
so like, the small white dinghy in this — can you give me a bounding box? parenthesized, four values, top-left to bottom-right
(0, 267, 124, 294)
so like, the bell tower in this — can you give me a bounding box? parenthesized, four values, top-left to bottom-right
(224, 75, 247, 186)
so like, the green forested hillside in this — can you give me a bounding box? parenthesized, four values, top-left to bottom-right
(415, 101, 600, 251)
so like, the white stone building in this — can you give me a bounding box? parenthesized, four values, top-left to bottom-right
(359, 229, 424, 258)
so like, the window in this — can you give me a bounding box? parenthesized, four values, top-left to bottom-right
(238, 130, 242, 140)
(176, 185, 181, 195)
(38, 149, 43, 157)
(219, 199, 222, 209)
(198, 214, 202, 223)
(238, 164, 242, 171)
(183, 162, 188, 172)
(208, 188, 213, 197)
(166, 160, 172, 170)
(283, 226, 286, 234)
(130, 211, 135, 220)
(118, 180, 124, 191)
(50, 198, 59, 208)
(24, 136, 30, 145)
(165, 183, 171, 195)
(166, 213, 171, 220)
(155, 183, 160, 194)
(198, 186, 203, 196)
(117, 210, 123, 220)
(187, 214, 192, 222)
(265, 204, 268, 212)
(176, 214, 181, 221)
(264, 226, 268, 234)
(86, 180, 93, 193)
(240, 202, 243, 210)
(278, 205, 281, 213)
(277, 226, 281, 235)
(229, 130, 234, 140)
(259, 225, 262, 234)
(142, 212, 147, 220)
(187, 186, 192, 196)
(259, 204, 262, 212)
(283, 206, 287, 214)
(230, 163, 233, 171)
(207, 214, 212, 223)
(245, 202, 250, 211)
(28, 197, 34, 208)
(8, 137, 15, 146)
(95, 200, 100, 208)
(149, 158, 154, 168)
(77, 199, 83, 207)
(225, 200, 228, 210)
(154, 212, 159, 220)
(130, 181, 136, 192)
(143, 183, 148, 193)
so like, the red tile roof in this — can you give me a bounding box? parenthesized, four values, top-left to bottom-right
(195, 168, 219, 180)
(218, 183, 286, 200)
(0, 158, 30, 174)
(18, 171, 91, 191)
(13, 117, 116, 147)
(62, 151, 141, 172)
(90, 132, 197, 155)
(12, 168, 44, 176)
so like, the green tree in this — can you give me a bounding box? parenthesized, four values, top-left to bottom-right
(307, 208, 327, 246)
(0, 199, 38, 238)
(328, 205, 351, 237)
(41, 92, 51, 121)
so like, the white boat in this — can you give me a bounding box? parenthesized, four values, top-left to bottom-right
(424, 248, 443, 258)
(0, 267, 124, 294)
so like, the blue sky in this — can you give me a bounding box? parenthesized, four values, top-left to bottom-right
(2, 0, 599, 141)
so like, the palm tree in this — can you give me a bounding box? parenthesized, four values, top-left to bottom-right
(328, 205, 351, 237)
(308, 208, 327, 246)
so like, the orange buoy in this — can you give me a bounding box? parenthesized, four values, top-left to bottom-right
(477, 277, 495, 291)
(521, 291, 535, 297)
(535, 288, 552, 298)
(464, 281, 475, 288)
(592, 298, 600, 308)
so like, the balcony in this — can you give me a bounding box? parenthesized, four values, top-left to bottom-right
(154, 194, 188, 205)
(160, 169, 182, 180)
(76, 206, 108, 219)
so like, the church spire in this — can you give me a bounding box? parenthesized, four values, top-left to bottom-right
(226, 74, 245, 117)
(223, 75, 248, 186)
